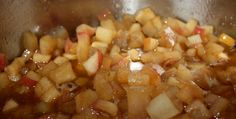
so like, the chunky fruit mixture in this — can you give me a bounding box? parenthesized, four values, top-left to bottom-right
(1, 8, 236, 119)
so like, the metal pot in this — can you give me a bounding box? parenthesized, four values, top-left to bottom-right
(0, 0, 236, 60)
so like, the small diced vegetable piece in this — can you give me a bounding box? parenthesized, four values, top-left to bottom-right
(75, 89, 98, 113)
(152, 16, 163, 31)
(33, 53, 51, 63)
(94, 73, 113, 100)
(146, 93, 180, 119)
(219, 33, 235, 47)
(5, 57, 25, 76)
(83, 51, 103, 76)
(194, 26, 205, 36)
(20, 76, 38, 87)
(22, 31, 38, 51)
(76, 24, 95, 36)
(41, 87, 61, 102)
(0, 73, 10, 90)
(49, 62, 76, 85)
(127, 86, 150, 119)
(35, 77, 54, 97)
(53, 56, 69, 65)
(40, 35, 57, 54)
(96, 27, 114, 44)
(186, 34, 202, 47)
(177, 64, 193, 81)
(50, 26, 69, 49)
(143, 37, 159, 51)
(26, 71, 41, 81)
(63, 53, 77, 60)
(135, 8, 155, 25)
(94, 100, 118, 116)
(110, 45, 123, 64)
(2, 99, 18, 112)
(185, 100, 210, 119)
(0, 53, 6, 71)
(91, 41, 108, 54)
(77, 34, 90, 62)
(186, 19, 198, 34)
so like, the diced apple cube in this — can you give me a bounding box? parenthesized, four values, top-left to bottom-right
(75, 89, 98, 113)
(77, 34, 90, 62)
(26, 71, 41, 81)
(38, 61, 58, 76)
(5, 57, 25, 76)
(94, 73, 113, 100)
(96, 27, 114, 44)
(94, 100, 118, 116)
(143, 37, 159, 51)
(135, 8, 156, 25)
(35, 77, 54, 97)
(40, 35, 57, 54)
(41, 86, 61, 102)
(2, 99, 18, 112)
(128, 49, 140, 61)
(53, 56, 69, 65)
(146, 93, 180, 119)
(33, 53, 51, 63)
(100, 19, 116, 32)
(22, 31, 38, 51)
(63, 53, 77, 60)
(91, 41, 108, 54)
(76, 24, 95, 36)
(83, 51, 103, 76)
(49, 62, 76, 85)
(129, 23, 142, 33)
(186, 19, 198, 34)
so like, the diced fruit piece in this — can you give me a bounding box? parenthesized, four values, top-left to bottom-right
(22, 31, 38, 51)
(128, 49, 141, 61)
(26, 71, 41, 81)
(186, 34, 202, 47)
(219, 33, 235, 47)
(2, 99, 18, 112)
(96, 27, 114, 44)
(0, 53, 6, 71)
(129, 30, 145, 48)
(209, 96, 229, 116)
(64, 39, 77, 54)
(49, 62, 76, 85)
(20, 76, 38, 87)
(128, 72, 149, 86)
(53, 56, 69, 65)
(5, 57, 25, 76)
(33, 53, 51, 63)
(194, 26, 204, 36)
(201, 25, 213, 35)
(38, 61, 58, 76)
(41, 87, 61, 102)
(50, 26, 69, 49)
(186, 19, 198, 34)
(93, 100, 118, 116)
(127, 86, 150, 119)
(75, 89, 98, 113)
(40, 35, 57, 54)
(100, 19, 116, 32)
(142, 20, 158, 37)
(83, 51, 103, 75)
(185, 100, 211, 119)
(110, 45, 123, 64)
(129, 23, 141, 33)
(146, 93, 180, 119)
(77, 34, 90, 62)
(143, 37, 159, 51)
(35, 77, 54, 97)
(75, 77, 89, 86)
(76, 24, 95, 36)
(63, 53, 77, 60)
(160, 27, 176, 48)
(91, 41, 108, 54)
(152, 16, 163, 31)
(0, 73, 10, 90)
(94, 72, 113, 100)
(135, 8, 156, 25)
